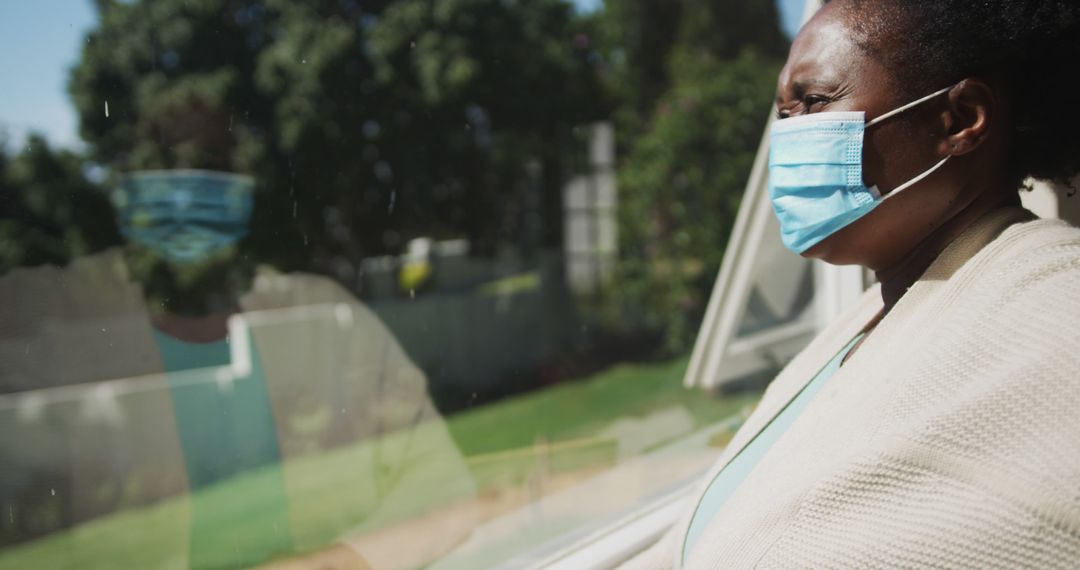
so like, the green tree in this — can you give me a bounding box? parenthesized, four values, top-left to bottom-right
(599, 0, 788, 353)
(594, 0, 684, 137)
(69, 0, 604, 283)
(0, 135, 121, 274)
(369, 0, 607, 254)
(598, 0, 787, 139)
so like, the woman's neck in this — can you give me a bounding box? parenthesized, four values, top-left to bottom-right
(152, 310, 233, 343)
(875, 187, 1021, 313)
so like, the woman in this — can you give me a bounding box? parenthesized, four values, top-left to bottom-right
(623, 0, 1080, 568)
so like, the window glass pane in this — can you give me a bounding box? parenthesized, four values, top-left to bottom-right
(0, 1, 801, 567)
(735, 212, 815, 338)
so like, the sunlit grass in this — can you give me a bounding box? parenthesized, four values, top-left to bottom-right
(0, 354, 757, 569)
(447, 355, 756, 456)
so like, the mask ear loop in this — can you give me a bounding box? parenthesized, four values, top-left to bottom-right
(865, 85, 955, 129)
(872, 155, 951, 201)
(865, 84, 956, 199)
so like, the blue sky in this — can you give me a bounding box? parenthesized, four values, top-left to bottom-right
(0, 0, 96, 149)
(0, 0, 805, 150)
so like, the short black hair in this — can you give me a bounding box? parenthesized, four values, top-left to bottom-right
(826, 0, 1080, 190)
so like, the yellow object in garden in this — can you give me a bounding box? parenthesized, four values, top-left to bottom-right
(399, 261, 432, 293)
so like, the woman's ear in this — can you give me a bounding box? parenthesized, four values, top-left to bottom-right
(941, 78, 994, 156)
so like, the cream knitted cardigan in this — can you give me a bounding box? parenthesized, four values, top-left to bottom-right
(621, 207, 1080, 569)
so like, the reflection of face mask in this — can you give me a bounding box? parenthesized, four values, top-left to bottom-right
(112, 170, 254, 264)
(768, 85, 954, 254)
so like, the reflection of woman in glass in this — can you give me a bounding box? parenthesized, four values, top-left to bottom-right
(626, 1, 1080, 567)
(0, 98, 474, 569)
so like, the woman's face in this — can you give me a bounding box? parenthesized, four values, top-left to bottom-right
(774, 1, 977, 270)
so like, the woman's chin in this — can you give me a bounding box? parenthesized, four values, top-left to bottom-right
(801, 238, 834, 261)
(801, 238, 867, 267)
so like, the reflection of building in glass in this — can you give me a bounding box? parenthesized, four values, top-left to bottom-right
(349, 123, 621, 404)
(357, 237, 580, 404)
(563, 122, 618, 295)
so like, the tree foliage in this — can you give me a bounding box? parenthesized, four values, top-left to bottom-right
(598, 0, 787, 139)
(69, 0, 605, 281)
(8, 0, 789, 356)
(0, 136, 121, 273)
(598, 0, 788, 353)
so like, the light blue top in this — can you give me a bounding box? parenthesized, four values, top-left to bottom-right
(682, 334, 864, 564)
(152, 330, 293, 568)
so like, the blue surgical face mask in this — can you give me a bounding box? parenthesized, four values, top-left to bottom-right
(111, 170, 255, 264)
(768, 85, 954, 254)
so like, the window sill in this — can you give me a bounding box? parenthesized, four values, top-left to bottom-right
(430, 416, 743, 570)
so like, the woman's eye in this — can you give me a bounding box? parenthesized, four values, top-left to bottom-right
(776, 95, 831, 119)
(803, 95, 831, 111)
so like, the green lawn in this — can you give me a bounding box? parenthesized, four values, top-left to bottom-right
(0, 355, 760, 569)
(447, 355, 757, 456)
